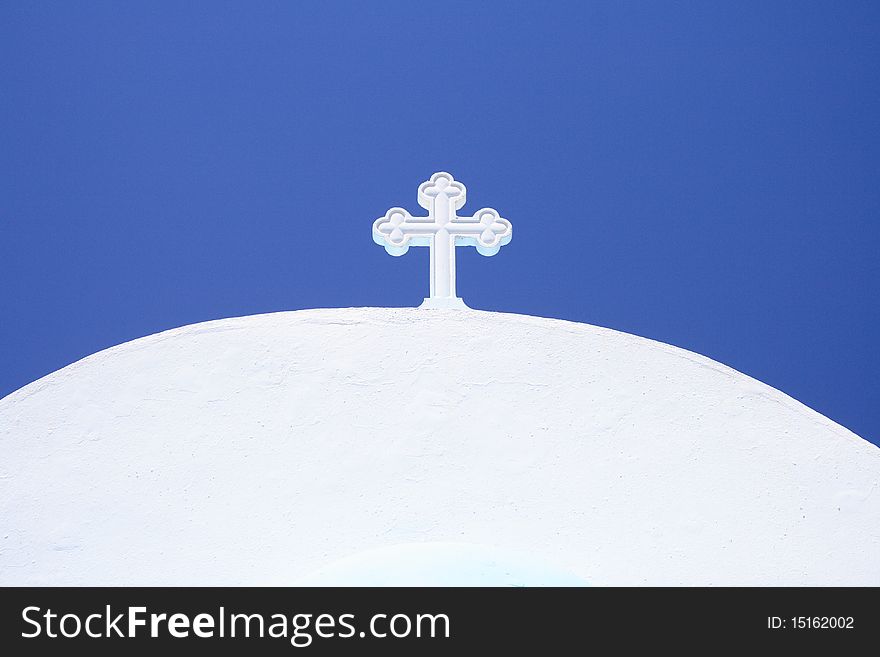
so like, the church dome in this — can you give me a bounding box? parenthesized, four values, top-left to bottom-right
(1, 307, 877, 585)
(295, 542, 587, 587)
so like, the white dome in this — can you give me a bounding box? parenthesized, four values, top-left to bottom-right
(295, 543, 587, 587)
(1, 308, 877, 585)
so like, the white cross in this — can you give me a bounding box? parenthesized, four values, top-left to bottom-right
(372, 172, 512, 309)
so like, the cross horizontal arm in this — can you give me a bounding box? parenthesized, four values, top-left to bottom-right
(386, 220, 442, 234)
(372, 210, 444, 255)
(447, 210, 512, 255)
(448, 218, 511, 235)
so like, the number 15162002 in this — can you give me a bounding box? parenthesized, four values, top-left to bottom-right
(768, 616, 854, 630)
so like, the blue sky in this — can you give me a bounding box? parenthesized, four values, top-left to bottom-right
(1, 1, 878, 444)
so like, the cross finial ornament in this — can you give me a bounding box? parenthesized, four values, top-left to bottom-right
(372, 172, 512, 309)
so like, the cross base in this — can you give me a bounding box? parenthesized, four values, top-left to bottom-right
(419, 297, 470, 310)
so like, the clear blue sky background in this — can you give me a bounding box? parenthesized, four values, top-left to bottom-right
(1, 1, 878, 444)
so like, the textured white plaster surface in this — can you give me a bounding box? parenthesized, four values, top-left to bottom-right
(1, 308, 877, 585)
(295, 543, 587, 586)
